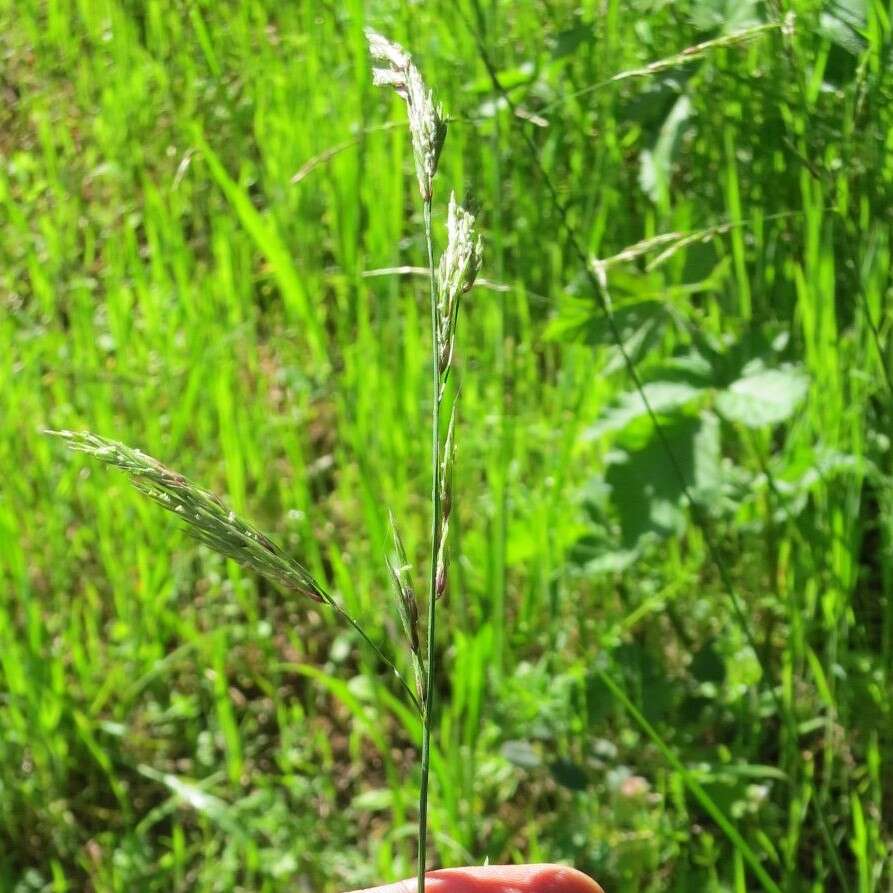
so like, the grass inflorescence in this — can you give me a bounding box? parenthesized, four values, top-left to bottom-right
(46, 430, 327, 601)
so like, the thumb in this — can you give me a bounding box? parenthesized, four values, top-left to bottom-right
(348, 864, 604, 893)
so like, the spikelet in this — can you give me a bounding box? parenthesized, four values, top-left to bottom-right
(434, 403, 458, 601)
(46, 430, 327, 602)
(386, 512, 425, 702)
(436, 193, 483, 374)
(366, 28, 446, 201)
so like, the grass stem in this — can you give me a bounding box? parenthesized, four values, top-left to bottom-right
(417, 197, 441, 893)
(330, 602, 422, 714)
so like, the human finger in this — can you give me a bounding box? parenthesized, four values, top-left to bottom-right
(347, 863, 604, 893)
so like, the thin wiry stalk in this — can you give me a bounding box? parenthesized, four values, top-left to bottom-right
(332, 603, 422, 714)
(418, 197, 440, 893)
(536, 17, 791, 116)
(458, 10, 848, 892)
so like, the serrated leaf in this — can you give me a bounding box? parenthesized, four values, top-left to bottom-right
(716, 365, 809, 428)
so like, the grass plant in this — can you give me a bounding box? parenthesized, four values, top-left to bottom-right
(45, 28, 482, 893)
(3, 1, 892, 890)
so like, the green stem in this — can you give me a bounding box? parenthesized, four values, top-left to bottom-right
(330, 601, 422, 714)
(418, 197, 441, 893)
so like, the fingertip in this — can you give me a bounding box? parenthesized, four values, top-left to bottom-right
(427, 863, 604, 893)
(527, 864, 605, 893)
(349, 864, 605, 893)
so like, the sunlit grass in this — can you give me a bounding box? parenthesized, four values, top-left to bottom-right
(1, 1, 890, 891)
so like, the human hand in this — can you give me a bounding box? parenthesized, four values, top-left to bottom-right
(347, 864, 604, 893)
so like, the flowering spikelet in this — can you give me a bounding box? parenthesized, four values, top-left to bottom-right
(434, 402, 457, 601)
(386, 511, 425, 701)
(366, 28, 446, 201)
(46, 430, 327, 602)
(436, 193, 483, 373)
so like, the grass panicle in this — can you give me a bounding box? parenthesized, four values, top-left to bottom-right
(46, 429, 327, 602)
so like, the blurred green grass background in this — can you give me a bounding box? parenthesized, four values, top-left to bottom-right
(2, 0, 891, 890)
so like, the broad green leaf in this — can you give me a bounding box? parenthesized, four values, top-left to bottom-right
(691, 0, 763, 32)
(819, 0, 867, 56)
(587, 379, 707, 439)
(545, 296, 665, 344)
(549, 758, 589, 790)
(606, 412, 721, 548)
(567, 532, 640, 575)
(690, 640, 726, 684)
(716, 365, 809, 428)
(550, 25, 595, 59)
(613, 642, 675, 722)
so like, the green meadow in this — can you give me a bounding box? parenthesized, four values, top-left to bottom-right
(1, 0, 891, 890)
